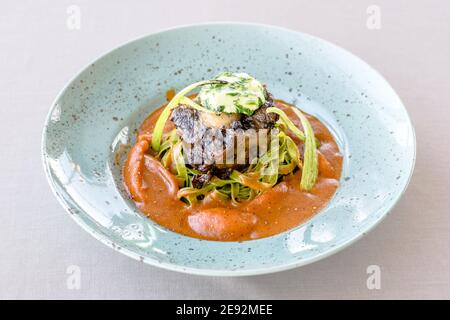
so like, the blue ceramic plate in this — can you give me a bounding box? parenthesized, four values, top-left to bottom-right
(42, 23, 415, 276)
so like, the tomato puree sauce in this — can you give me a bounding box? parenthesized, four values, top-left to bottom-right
(123, 100, 342, 241)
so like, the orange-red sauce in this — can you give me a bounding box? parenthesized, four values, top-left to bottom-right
(123, 100, 342, 241)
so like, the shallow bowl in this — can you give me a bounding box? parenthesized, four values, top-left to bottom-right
(42, 23, 415, 276)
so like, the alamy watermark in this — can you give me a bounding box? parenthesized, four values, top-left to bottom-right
(366, 265, 381, 290)
(66, 265, 81, 290)
(366, 5, 382, 30)
(66, 5, 81, 30)
(179, 127, 280, 175)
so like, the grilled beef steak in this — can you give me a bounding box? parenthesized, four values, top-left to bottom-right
(170, 91, 279, 188)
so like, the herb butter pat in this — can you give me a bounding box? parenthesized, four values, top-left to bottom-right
(197, 72, 266, 115)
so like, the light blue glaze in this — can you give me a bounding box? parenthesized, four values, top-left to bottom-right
(42, 23, 415, 276)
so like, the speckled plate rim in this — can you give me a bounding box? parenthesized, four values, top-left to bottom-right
(42, 22, 416, 276)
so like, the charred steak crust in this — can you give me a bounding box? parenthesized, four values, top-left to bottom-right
(238, 92, 279, 130)
(170, 105, 203, 144)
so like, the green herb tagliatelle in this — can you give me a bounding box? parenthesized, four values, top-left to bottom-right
(266, 106, 319, 191)
(159, 127, 306, 205)
(266, 107, 306, 141)
(291, 107, 318, 191)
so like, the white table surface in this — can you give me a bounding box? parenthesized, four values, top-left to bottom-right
(1, 0, 449, 300)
